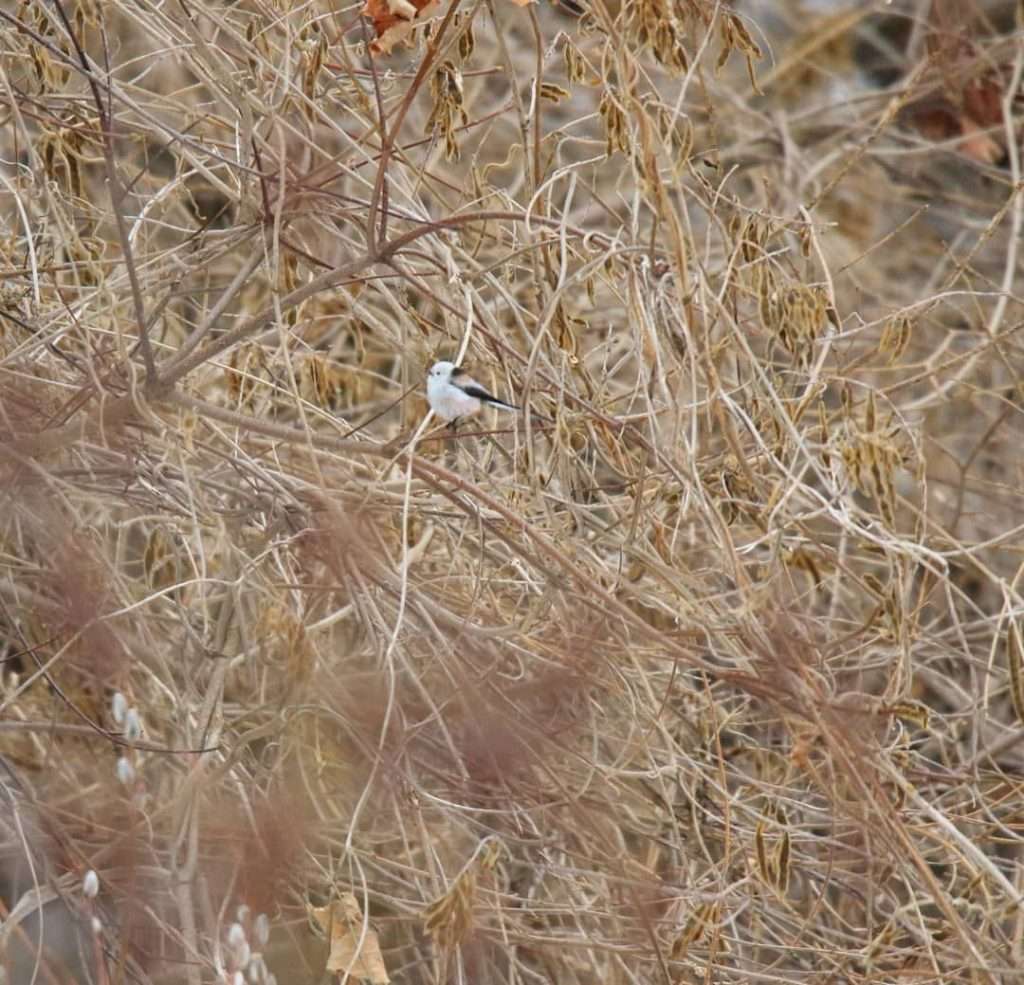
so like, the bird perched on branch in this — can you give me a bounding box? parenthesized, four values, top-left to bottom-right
(426, 360, 519, 425)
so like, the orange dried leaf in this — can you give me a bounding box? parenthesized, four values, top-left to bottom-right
(310, 895, 390, 984)
(958, 120, 1003, 165)
(963, 77, 1003, 129)
(363, 0, 440, 56)
(363, 0, 534, 53)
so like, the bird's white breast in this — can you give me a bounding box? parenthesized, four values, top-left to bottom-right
(427, 375, 481, 421)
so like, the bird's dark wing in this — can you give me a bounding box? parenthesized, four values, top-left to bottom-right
(458, 383, 518, 409)
(458, 382, 496, 401)
(450, 369, 519, 409)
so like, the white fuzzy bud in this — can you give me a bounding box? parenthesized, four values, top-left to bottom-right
(111, 691, 128, 725)
(82, 869, 99, 898)
(91, 916, 103, 935)
(253, 913, 269, 947)
(247, 955, 266, 983)
(116, 756, 135, 785)
(124, 707, 143, 741)
(227, 922, 250, 970)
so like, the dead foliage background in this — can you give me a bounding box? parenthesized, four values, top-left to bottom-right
(1, 0, 1024, 982)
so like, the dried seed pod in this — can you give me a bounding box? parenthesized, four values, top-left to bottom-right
(652, 19, 688, 75)
(630, 0, 691, 75)
(890, 701, 930, 730)
(144, 526, 176, 590)
(246, 18, 272, 76)
(671, 901, 717, 960)
(717, 12, 763, 93)
(1008, 621, 1024, 725)
(879, 313, 913, 364)
(226, 343, 270, 408)
(305, 354, 343, 409)
(552, 300, 585, 362)
(455, 12, 475, 61)
(599, 88, 630, 157)
(775, 828, 791, 892)
(563, 37, 591, 84)
(424, 866, 477, 952)
(426, 61, 468, 162)
(838, 391, 912, 527)
(539, 82, 571, 104)
(754, 819, 774, 885)
(300, 25, 328, 112)
(760, 282, 830, 368)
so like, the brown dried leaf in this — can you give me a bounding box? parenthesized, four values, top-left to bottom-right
(310, 895, 390, 984)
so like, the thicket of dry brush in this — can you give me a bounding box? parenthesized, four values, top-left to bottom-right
(1, 0, 1024, 982)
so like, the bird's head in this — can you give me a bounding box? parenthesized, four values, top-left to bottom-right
(428, 360, 457, 379)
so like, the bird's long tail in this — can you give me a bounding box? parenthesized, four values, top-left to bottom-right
(485, 397, 519, 412)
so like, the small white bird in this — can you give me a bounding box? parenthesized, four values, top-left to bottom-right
(426, 360, 519, 424)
